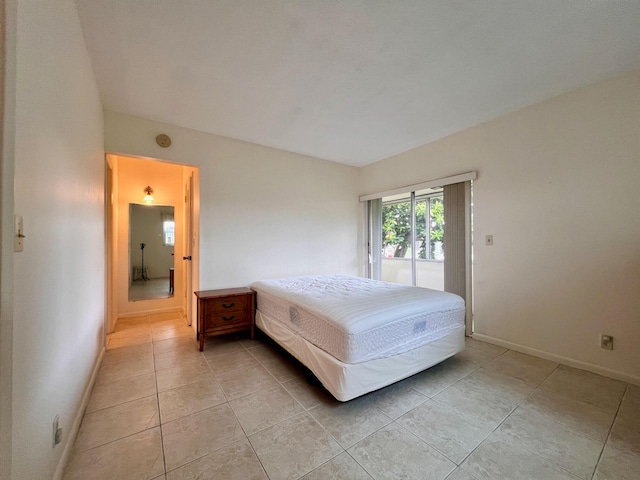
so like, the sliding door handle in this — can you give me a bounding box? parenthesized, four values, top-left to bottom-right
(183, 256, 192, 261)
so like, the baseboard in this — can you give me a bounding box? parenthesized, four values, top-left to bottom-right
(53, 346, 105, 480)
(471, 333, 640, 386)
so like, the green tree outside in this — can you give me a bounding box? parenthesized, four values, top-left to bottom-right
(382, 197, 443, 259)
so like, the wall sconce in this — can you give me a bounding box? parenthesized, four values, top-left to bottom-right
(143, 186, 154, 204)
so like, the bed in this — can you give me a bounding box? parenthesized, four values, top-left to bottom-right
(250, 274, 466, 401)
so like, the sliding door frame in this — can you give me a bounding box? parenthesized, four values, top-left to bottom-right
(362, 172, 476, 335)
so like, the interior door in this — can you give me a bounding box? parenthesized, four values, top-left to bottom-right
(184, 173, 194, 325)
(105, 160, 114, 334)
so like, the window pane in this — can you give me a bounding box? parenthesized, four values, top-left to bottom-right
(377, 190, 444, 289)
(429, 196, 444, 261)
(381, 198, 412, 285)
(416, 193, 444, 291)
(163, 220, 175, 247)
(415, 199, 427, 260)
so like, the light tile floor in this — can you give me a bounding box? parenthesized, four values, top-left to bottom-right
(64, 313, 640, 480)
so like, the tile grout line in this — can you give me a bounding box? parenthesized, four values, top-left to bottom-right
(244, 342, 384, 480)
(153, 324, 218, 477)
(475, 362, 594, 480)
(91, 332, 635, 479)
(160, 335, 270, 476)
(242, 340, 324, 419)
(300, 340, 508, 477)
(452, 357, 610, 480)
(67, 322, 159, 476)
(588, 383, 628, 480)
(235, 340, 346, 476)
(151, 331, 169, 478)
(344, 450, 376, 480)
(223, 398, 272, 479)
(449, 352, 561, 469)
(295, 412, 346, 480)
(391, 418, 459, 466)
(71, 317, 188, 479)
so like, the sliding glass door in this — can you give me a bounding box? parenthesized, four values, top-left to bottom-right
(364, 173, 474, 333)
(373, 188, 445, 290)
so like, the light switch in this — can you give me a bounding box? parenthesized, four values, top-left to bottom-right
(485, 235, 494, 246)
(14, 215, 24, 252)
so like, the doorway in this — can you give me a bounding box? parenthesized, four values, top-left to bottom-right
(105, 154, 199, 334)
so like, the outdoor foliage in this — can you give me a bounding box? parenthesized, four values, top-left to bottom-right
(382, 197, 443, 259)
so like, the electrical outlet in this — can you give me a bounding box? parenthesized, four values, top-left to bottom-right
(600, 335, 613, 350)
(485, 235, 494, 246)
(53, 415, 62, 447)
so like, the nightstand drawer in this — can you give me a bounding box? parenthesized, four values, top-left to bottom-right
(204, 296, 248, 315)
(204, 311, 249, 329)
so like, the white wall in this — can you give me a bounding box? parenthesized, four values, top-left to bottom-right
(104, 112, 363, 289)
(4, 1, 105, 478)
(359, 71, 640, 383)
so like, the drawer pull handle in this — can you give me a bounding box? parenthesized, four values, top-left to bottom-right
(222, 315, 235, 322)
(222, 302, 235, 309)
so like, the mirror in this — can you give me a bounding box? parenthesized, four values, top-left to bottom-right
(129, 204, 175, 301)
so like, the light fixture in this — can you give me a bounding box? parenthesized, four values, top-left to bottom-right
(143, 186, 154, 204)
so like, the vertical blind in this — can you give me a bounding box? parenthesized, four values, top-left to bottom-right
(443, 181, 472, 333)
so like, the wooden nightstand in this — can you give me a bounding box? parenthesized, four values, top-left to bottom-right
(194, 287, 256, 351)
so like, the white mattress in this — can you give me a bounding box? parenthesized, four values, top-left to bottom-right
(256, 310, 466, 401)
(251, 275, 465, 364)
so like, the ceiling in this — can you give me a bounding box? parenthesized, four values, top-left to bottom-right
(76, 1, 640, 167)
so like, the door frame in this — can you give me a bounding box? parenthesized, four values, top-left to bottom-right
(104, 154, 200, 330)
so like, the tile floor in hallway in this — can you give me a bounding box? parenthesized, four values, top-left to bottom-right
(63, 313, 640, 480)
